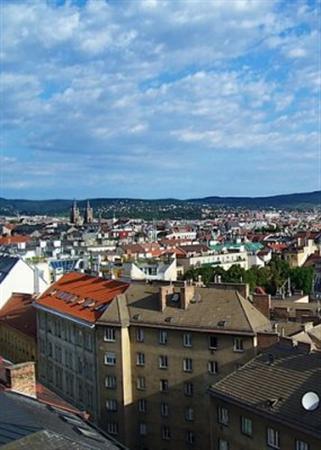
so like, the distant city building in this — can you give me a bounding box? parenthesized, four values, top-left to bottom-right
(84, 200, 94, 224)
(70, 200, 81, 225)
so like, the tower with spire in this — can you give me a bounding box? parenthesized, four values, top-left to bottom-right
(70, 200, 80, 224)
(84, 200, 94, 224)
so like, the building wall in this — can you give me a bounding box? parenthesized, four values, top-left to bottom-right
(209, 398, 320, 450)
(0, 324, 36, 363)
(37, 310, 98, 419)
(97, 323, 257, 450)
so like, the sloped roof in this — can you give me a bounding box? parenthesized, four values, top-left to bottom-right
(210, 344, 321, 438)
(0, 293, 36, 338)
(35, 272, 129, 324)
(0, 255, 19, 284)
(99, 283, 272, 334)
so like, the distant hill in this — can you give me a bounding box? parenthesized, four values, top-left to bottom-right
(0, 190, 320, 219)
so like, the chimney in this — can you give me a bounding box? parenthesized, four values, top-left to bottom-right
(34, 266, 40, 295)
(180, 282, 195, 310)
(5, 362, 37, 398)
(252, 293, 271, 319)
(159, 285, 174, 312)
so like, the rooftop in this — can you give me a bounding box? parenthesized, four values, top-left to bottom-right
(210, 343, 321, 438)
(0, 293, 36, 338)
(35, 272, 129, 324)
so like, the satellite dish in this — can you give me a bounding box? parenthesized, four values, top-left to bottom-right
(301, 392, 320, 411)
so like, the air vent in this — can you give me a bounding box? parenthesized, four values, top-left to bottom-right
(133, 314, 141, 320)
(165, 316, 173, 323)
(217, 320, 226, 327)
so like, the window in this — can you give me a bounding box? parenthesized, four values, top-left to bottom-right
(208, 360, 218, 374)
(138, 399, 147, 413)
(107, 422, 118, 435)
(159, 355, 168, 369)
(137, 376, 146, 390)
(217, 406, 229, 426)
(295, 440, 309, 450)
(160, 379, 169, 392)
(183, 333, 192, 347)
(84, 332, 93, 351)
(186, 431, 195, 444)
(161, 425, 171, 440)
(267, 428, 280, 449)
(139, 423, 147, 436)
(209, 335, 218, 349)
(184, 382, 193, 397)
(105, 327, 116, 342)
(159, 330, 168, 345)
(183, 358, 193, 372)
(136, 328, 144, 342)
(185, 407, 194, 421)
(136, 352, 145, 366)
(218, 439, 229, 450)
(106, 399, 117, 411)
(241, 416, 252, 436)
(160, 402, 169, 417)
(105, 375, 117, 389)
(104, 352, 116, 366)
(233, 337, 244, 352)
(47, 341, 53, 357)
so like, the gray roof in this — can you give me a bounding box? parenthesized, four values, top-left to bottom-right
(0, 255, 19, 284)
(0, 391, 124, 449)
(210, 344, 321, 438)
(99, 284, 272, 335)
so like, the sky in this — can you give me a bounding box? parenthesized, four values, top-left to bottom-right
(1, 0, 320, 200)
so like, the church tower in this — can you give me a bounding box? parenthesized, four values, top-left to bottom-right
(84, 200, 94, 224)
(70, 200, 80, 224)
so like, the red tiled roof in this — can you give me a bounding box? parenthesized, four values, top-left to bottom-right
(36, 272, 129, 323)
(0, 235, 31, 245)
(0, 293, 36, 338)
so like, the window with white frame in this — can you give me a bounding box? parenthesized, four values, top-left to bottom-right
(159, 355, 168, 369)
(106, 399, 117, 411)
(241, 416, 252, 436)
(136, 376, 146, 390)
(139, 423, 147, 436)
(295, 440, 309, 450)
(104, 352, 116, 366)
(105, 375, 117, 389)
(184, 382, 193, 397)
(160, 402, 169, 417)
(217, 406, 229, 425)
(267, 427, 280, 449)
(159, 329, 168, 345)
(233, 337, 244, 352)
(161, 425, 171, 440)
(208, 360, 218, 374)
(186, 431, 195, 445)
(183, 333, 192, 347)
(138, 399, 147, 413)
(107, 422, 118, 435)
(104, 327, 116, 342)
(209, 335, 218, 349)
(183, 358, 193, 372)
(160, 379, 169, 392)
(136, 352, 145, 366)
(136, 328, 144, 342)
(185, 407, 194, 421)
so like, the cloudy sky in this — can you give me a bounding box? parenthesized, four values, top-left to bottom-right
(1, 0, 320, 199)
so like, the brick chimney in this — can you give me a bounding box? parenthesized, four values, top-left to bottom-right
(180, 282, 195, 310)
(5, 362, 36, 398)
(159, 285, 174, 312)
(252, 293, 271, 319)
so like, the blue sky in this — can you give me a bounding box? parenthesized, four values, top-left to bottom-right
(1, 0, 320, 199)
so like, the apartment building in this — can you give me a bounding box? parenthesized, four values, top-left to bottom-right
(209, 340, 321, 450)
(96, 281, 274, 449)
(34, 272, 128, 420)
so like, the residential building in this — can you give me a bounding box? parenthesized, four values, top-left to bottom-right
(96, 281, 274, 449)
(34, 272, 128, 420)
(209, 340, 321, 449)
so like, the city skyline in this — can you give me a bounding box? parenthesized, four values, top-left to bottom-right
(2, 0, 320, 199)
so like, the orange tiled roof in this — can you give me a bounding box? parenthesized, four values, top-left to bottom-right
(36, 272, 129, 324)
(0, 293, 36, 338)
(0, 235, 31, 245)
